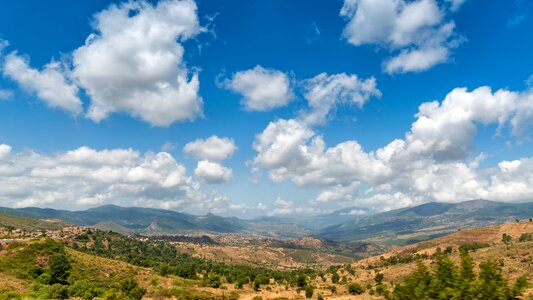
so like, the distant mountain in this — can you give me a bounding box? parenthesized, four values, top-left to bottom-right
(0, 204, 244, 234)
(2, 199, 531, 243)
(317, 200, 533, 245)
(298, 206, 373, 230)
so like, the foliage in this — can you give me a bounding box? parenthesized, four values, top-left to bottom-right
(120, 278, 146, 300)
(458, 242, 490, 253)
(331, 272, 340, 283)
(49, 254, 71, 284)
(375, 272, 384, 285)
(502, 233, 512, 244)
(518, 232, 533, 242)
(348, 283, 364, 295)
(304, 285, 314, 298)
(392, 252, 528, 299)
(204, 272, 222, 288)
(72, 230, 319, 290)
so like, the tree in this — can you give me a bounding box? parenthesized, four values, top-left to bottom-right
(297, 274, 307, 288)
(331, 272, 340, 284)
(120, 278, 146, 300)
(49, 254, 71, 284)
(204, 272, 221, 288)
(305, 285, 314, 298)
(375, 272, 384, 285)
(501, 233, 512, 244)
(348, 283, 364, 295)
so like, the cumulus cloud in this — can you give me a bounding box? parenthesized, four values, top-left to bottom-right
(2, 53, 82, 114)
(223, 65, 293, 111)
(71, 0, 203, 126)
(184, 135, 237, 183)
(252, 86, 533, 210)
(340, 0, 462, 73)
(0, 145, 241, 212)
(194, 160, 232, 184)
(0, 144, 11, 160)
(183, 135, 237, 161)
(300, 73, 381, 125)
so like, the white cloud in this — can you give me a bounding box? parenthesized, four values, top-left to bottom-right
(447, 0, 466, 12)
(300, 72, 381, 125)
(0, 144, 242, 213)
(252, 86, 533, 211)
(223, 65, 293, 111)
(72, 0, 203, 126)
(2, 53, 82, 114)
(0, 144, 11, 160)
(269, 197, 315, 216)
(0, 89, 13, 101)
(340, 0, 462, 73)
(183, 135, 237, 161)
(194, 160, 232, 183)
(184, 135, 236, 184)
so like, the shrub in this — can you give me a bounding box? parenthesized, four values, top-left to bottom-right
(348, 283, 364, 295)
(31, 283, 69, 299)
(502, 233, 512, 244)
(375, 272, 384, 285)
(518, 233, 533, 242)
(120, 278, 146, 300)
(331, 272, 340, 284)
(203, 272, 221, 288)
(304, 285, 314, 298)
(49, 254, 71, 284)
(68, 280, 102, 300)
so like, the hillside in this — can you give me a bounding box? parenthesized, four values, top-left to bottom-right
(0, 212, 73, 232)
(317, 200, 533, 244)
(0, 218, 531, 299)
(0, 238, 236, 299)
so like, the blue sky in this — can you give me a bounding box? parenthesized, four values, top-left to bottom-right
(0, 0, 532, 217)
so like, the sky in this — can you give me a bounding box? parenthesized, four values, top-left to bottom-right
(0, 0, 532, 218)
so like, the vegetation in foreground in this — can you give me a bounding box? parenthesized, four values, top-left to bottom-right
(0, 215, 531, 299)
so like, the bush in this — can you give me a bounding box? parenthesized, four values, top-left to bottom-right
(203, 272, 221, 288)
(518, 233, 533, 242)
(31, 283, 69, 299)
(49, 254, 71, 284)
(348, 283, 364, 295)
(68, 280, 102, 300)
(120, 278, 146, 300)
(0, 290, 21, 300)
(458, 242, 489, 253)
(304, 285, 314, 298)
(331, 272, 340, 283)
(375, 272, 384, 285)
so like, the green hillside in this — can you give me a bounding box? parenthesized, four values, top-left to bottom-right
(0, 212, 72, 232)
(318, 200, 533, 244)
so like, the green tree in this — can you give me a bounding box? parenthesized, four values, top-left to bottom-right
(375, 272, 384, 285)
(304, 285, 314, 298)
(204, 272, 222, 288)
(331, 272, 340, 284)
(348, 283, 364, 295)
(49, 254, 71, 284)
(120, 278, 146, 300)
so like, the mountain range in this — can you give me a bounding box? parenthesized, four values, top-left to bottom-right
(2, 199, 532, 244)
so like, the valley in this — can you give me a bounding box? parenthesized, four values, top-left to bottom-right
(0, 200, 532, 299)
